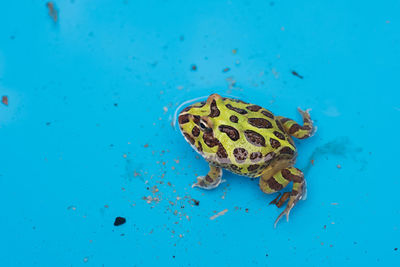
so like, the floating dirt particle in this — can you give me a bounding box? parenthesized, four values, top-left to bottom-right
(114, 217, 126, 226)
(311, 159, 315, 165)
(1, 96, 8, 106)
(291, 70, 303, 79)
(245, 208, 249, 213)
(232, 49, 237, 54)
(144, 144, 149, 148)
(271, 68, 279, 79)
(336, 164, 341, 169)
(67, 205, 76, 211)
(210, 209, 228, 220)
(191, 64, 197, 71)
(331, 203, 338, 205)
(222, 67, 230, 73)
(104, 205, 109, 208)
(123, 154, 127, 158)
(191, 199, 200, 206)
(46, 2, 58, 23)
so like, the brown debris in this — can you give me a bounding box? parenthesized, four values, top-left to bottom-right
(191, 199, 200, 206)
(46, 2, 58, 23)
(1, 96, 8, 106)
(210, 209, 228, 220)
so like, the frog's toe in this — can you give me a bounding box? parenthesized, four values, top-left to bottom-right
(269, 192, 291, 208)
(192, 176, 208, 189)
(192, 176, 225, 190)
(274, 203, 294, 228)
(297, 107, 311, 116)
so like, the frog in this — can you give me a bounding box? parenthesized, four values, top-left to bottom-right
(178, 93, 314, 227)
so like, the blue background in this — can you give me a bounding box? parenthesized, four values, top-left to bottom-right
(1, 0, 399, 266)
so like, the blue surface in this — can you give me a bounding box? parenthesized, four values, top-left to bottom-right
(1, 1, 399, 266)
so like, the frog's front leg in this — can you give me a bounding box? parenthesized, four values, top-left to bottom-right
(259, 167, 306, 227)
(192, 164, 224, 190)
(277, 108, 314, 139)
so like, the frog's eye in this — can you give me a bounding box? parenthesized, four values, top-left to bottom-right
(199, 118, 212, 132)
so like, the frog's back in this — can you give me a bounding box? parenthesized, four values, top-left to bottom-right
(178, 94, 297, 178)
(210, 97, 296, 177)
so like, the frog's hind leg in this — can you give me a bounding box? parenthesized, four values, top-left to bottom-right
(192, 164, 224, 190)
(277, 108, 314, 139)
(259, 167, 306, 227)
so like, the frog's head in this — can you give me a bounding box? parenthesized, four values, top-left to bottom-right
(178, 93, 223, 149)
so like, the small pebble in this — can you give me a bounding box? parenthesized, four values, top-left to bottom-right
(114, 217, 126, 226)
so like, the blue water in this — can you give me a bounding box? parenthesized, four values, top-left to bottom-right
(1, 1, 399, 266)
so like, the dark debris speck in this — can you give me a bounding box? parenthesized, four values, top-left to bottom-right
(291, 70, 303, 79)
(114, 217, 126, 226)
(191, 199, 200, 206)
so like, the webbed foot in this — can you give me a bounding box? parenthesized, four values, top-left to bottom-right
(192, 175, 226, 190)
(192, 165, 223, 190)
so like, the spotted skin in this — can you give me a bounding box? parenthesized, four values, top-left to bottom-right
(276, 108, 314, 139)
(178, 93, 314, 226)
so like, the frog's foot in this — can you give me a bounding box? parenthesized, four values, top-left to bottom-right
(192, 176, 226, 189)
(277, 108, 314, 139)
(273, 168, 306, 228)
(192, 165, 224, 190)
(269, 192, 290, 208)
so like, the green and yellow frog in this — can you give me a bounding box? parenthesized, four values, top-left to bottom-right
(178, 93, 314, 226)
